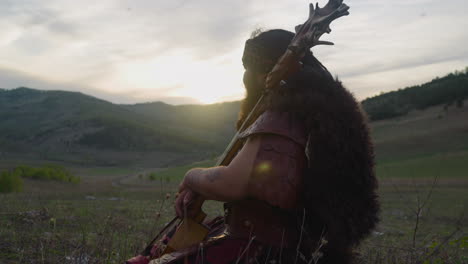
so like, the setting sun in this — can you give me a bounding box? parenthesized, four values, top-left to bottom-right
(90, 49, 245, 104)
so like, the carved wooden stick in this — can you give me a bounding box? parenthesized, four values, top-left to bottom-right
(266, 0, 349, 89)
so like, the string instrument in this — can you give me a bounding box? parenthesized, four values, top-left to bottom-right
(130, 1, 349, 263)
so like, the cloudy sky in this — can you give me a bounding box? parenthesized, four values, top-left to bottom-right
(1, 0, 467, 105)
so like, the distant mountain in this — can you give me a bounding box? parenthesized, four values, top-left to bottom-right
(1, 67, 466, 166)
(0, 87, 206, 150)
(123, 101, 240, 147)
(0, 88, 238, 166)
(362, 68, 468, 121)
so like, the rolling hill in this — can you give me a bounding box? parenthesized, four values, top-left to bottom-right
(0, 88, 188, 150)
(0, 87, 239, 166)
(0, 68, 467, 168)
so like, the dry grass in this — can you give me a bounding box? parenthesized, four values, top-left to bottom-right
(0, 169, 225, 264)
(0, 171, 466, 264)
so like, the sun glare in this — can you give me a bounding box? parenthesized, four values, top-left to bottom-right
(94, 49, 245, 104)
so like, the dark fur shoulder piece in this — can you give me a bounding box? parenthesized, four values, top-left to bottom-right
(266, 66, 380, 263)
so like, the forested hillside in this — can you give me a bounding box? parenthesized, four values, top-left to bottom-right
(362, 68, 468, 121)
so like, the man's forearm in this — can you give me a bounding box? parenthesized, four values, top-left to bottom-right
(182, 137, 259, 202)
(184, 166, 247, 202)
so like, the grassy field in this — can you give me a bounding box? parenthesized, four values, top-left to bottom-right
(0, 174, 466, 263)
(0, 172, 225, 264)
(377, 151, 468, 179)
(0, 103, 467, 263)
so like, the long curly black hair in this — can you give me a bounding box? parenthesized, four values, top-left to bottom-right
(240, 29, 380, 264)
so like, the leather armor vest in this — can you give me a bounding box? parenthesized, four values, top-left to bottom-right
(239, 110, 307, 209)
(225, 111, 308, 247)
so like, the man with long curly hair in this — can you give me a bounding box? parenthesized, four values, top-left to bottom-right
(169, 29, 380, 264)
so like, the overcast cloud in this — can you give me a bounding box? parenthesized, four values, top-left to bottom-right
(0, 0, 467, 104)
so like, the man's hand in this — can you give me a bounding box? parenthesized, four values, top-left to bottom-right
(175, 181, 203, 218)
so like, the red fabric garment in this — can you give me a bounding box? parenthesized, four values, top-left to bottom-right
(144, 215, 304, 264)
(131, 217, 296, 264)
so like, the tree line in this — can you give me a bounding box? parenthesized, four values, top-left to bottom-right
(362, 67, 468, 121)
